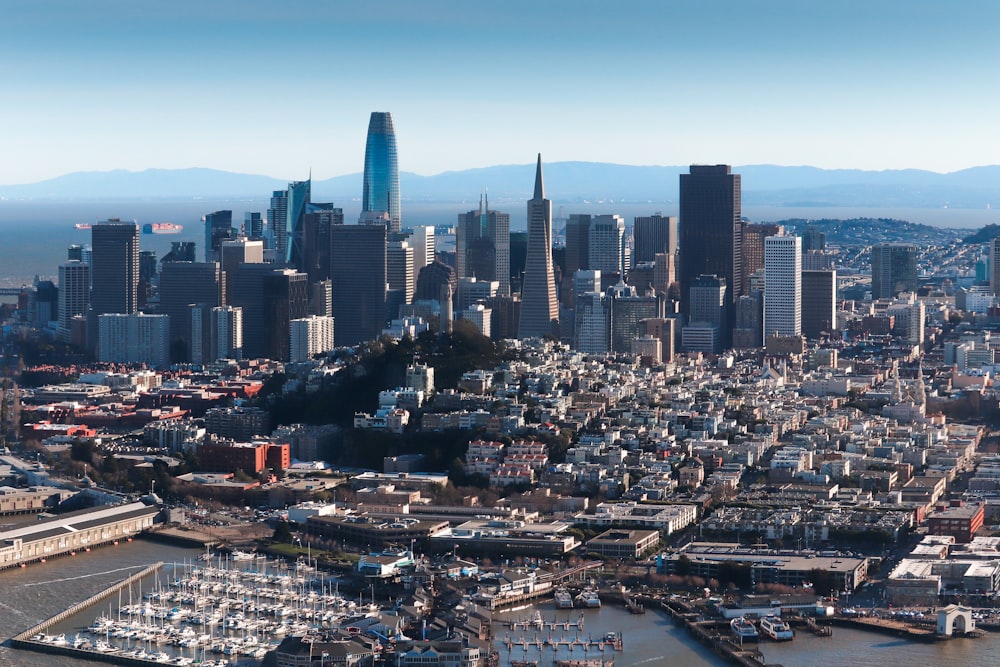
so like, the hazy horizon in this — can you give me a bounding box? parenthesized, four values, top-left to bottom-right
(0, 199, 988, 289)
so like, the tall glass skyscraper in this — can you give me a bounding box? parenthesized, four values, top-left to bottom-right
(269, 178, 311, 268)
(361, 111, 401, 232)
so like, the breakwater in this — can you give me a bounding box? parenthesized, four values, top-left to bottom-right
(9, 562, 164, 664)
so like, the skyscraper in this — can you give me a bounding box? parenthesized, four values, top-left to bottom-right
(679, 165, 742, 331)
(633, 214, 678, 265)
(302, 203, 343, 287)
(58, 260, 90, 343)
(158, 261, 225, 362)
(91, 220, 139, 317)
(361, 111, 401, 232)
(330, 223, 388, 346)
(269, 179, 311, 266)
(457, 195, 511, 297)
(742, 223, 782, 294)
(518, 155, 558, 339)
(203, 210, 234, 263)
(763, 234, 802, 337)
(871, 242, 918, 300)
(802, 269, 837, 339)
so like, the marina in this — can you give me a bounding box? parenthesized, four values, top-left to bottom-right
(9, 549, 374, 666)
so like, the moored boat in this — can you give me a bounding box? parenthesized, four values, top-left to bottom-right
(554, 587, 575, 609)
(730, 616, 759, 641)
(759, 615, 794, 641)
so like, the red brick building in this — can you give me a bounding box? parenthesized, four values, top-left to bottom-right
(926, 500, 984, 544)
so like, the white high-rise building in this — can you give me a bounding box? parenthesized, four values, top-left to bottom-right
(212, 305, 243, 361)
(409, 225, 436, 276)
(58, 260, 90, 343)
(588, 214, 626, 275)
(289, 315, 334, 362)
(98, 313, 170, 367)
(764, 234, 802, 337)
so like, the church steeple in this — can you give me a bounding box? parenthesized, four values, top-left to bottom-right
(533, 153, 545, 200)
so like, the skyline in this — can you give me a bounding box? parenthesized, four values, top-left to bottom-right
(3, 1, 1000, 185)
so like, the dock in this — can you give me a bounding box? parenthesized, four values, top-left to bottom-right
(9, 563, 168, 666)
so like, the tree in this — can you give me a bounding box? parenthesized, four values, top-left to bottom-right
(272, 521, 293, 543)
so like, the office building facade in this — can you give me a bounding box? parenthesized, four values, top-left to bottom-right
(331, 223, 388, 346)
(91, 220, 139, 317)
(871, 242, 918, 300)
(763, 235, 802, 337)
(678, 165, 742, 335)
(802, 269, 837, 339)
(457, 196, 510, 296)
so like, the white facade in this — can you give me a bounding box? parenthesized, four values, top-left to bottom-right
(57, 260, 90, 343)
(289, 315, 334, 362)
(575, 291, 609, 353)
(98, 313, 170, 367)
(408, 225, 436, 276)
(589, 214, 626, 275)
(457, 304, 491, 338)
(764, 234, 802, 337)
(212, 305, 243, 361)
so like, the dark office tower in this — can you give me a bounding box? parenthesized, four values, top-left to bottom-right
(269, 179, 311, 265)
(803, 226, 826, 252)
(688, 274, 727, 330)
(330, 223, 387, 346)
(91, 220, 139, 317)
(742, 223, 782, 292)
(679, 165, 742, 324)
(518, 155, 559, 339)
(229, 265, 307, 360)
(203, 210, 234, 262)
(456, 194, 511, 296)
(262, 269, 309, 361)
(302, 203, 343, 286)
(733, 292, 764, 349)
(633, 214, 678, 265)
(228, 264, 275, 359)
(157, 261, 225, 362)
(139, 251, 157, 283)
(244, 211, 263, 240)
(607, 282, 660, 353)
(871, 242, 918, 300)
(162, 241, 196, 264)
(67, 244, 87, 262)
(361, 112, 401, 232)
(802, 269, 837, 339)
(564, 214, 591, 280)
(509, 231, 528, 293)
(415, 259, 457, 303)
(138, 250, 157, 309)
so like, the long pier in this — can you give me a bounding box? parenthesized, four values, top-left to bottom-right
(645, 596, 778, 667)
(9, 562, 165, 665)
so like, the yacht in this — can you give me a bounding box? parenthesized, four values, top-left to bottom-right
(575, 587, 601, 608)
(730, 616, 759, 641)
(759, 615, 794, 641)
(554, 587, 575, 609)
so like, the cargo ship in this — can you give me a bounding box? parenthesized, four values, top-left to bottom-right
(142, 222, 184, 234)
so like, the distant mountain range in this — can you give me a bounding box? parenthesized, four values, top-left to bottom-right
(3, 163, 1000, 209)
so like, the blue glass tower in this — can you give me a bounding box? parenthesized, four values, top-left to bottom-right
(270, 178, 311, 267)
(361, 111, 401, 232)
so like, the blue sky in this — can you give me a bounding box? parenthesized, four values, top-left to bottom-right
(2, 0, 998, 184)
